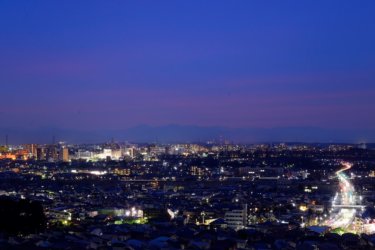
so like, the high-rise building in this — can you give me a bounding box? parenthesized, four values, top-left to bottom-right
(59, 147, 69, 162)
(36, 147, 46, 161)
(25, 144, 38, 158)
(224, 204, 248, 230)
(123, 147, 135, 158)
(46, 145, 57, 162)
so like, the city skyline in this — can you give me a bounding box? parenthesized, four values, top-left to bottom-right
(1, 1, 375, 141)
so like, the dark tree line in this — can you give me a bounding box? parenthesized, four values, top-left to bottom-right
(0, 196, 46, 235)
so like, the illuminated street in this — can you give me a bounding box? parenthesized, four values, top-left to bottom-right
(325, 162, 359, 229)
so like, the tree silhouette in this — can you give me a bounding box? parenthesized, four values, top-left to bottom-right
(0, 197, 46, 235)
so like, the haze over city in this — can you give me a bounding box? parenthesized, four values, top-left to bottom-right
(1, 1, 375, 143)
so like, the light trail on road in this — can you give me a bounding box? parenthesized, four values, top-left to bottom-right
(325, 162, 358, 229)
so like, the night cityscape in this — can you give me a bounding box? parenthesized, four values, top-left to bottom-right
(1, 1, 375, 250)
(1, 142, 375, 249)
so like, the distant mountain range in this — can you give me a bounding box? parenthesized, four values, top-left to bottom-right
(0, 125, 374, 144)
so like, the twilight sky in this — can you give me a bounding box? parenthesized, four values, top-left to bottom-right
(1, 1, 375, 134)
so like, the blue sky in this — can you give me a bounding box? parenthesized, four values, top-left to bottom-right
(0, 1, 374, 137)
